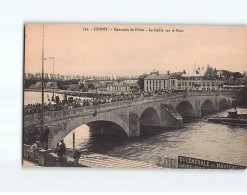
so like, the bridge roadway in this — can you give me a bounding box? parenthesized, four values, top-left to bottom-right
(23, 91, 243, 150)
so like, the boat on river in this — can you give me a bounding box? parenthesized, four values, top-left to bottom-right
(207, 110, 247, 126)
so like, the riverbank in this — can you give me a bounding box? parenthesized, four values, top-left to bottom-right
(23, 160, 41, 167)
(24, 88, 113, 97)
(23, 146, 161, 168)
(24, 88, 68, 94)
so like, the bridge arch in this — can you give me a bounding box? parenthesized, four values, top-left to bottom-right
(201, 99, 215, 116)
(49, 112, 129, 150)
(87, 120, 128, 136)
(219, 98, 229, 111)
(176, 101, 195, 118)
(140, 107, 160, 126)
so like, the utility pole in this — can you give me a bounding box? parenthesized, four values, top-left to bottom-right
(49, 55, 55, 112)
(49, 55, 55, 101)
(41, 24, 45, 148)
(72, 132, 75, 158)
(52, 54, 55, 100)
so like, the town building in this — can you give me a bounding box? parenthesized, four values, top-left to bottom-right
(29, 81, 58, 90)
(235, 76, 247, 88)
(46, 82, 58, 89)
(68, 84, 79, 91)
(124, 79, 139, 90)
(82, 78, 100, 89)
(181, 68, 225, 91)
(35, 82, 42, 89)
(144, 72, 179, 92)
(106, 81, 130, 93)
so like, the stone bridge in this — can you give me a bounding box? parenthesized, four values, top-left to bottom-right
(23, 91, 244, 150)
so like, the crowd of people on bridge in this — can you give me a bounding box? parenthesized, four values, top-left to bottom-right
(24, 91, 145, 115)
(24, 88, 244, 116)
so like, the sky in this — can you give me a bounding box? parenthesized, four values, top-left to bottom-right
(25, 24, 247, 76)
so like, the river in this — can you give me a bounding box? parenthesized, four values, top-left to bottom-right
(24, 90, 91, 105)
(63, 110, 247, 167)
(25, 91, 247, 167)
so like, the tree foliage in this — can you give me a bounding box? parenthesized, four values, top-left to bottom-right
(137, 73, 148, 90)
(204, 65, 217, 79)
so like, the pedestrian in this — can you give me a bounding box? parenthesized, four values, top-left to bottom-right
(57, 140, 66, 157)
(32, 141, 39, 161)
(73, 150, 81, 163)
(43, 126, 50, 150)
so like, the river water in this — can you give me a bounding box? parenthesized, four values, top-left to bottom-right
(24, 90, 91, 105)
(25, 91, 247, 167)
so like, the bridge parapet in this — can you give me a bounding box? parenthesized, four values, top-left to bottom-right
(23, 94, 173, 124)
(24, 91, 242, 125)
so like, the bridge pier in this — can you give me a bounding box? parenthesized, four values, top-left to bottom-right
(160, 104, 183, 128)
(193, 110, 202, 118)
(128, 112, 140, 137)
(194, 98, 202, 117)
(214, 103, 221, 112)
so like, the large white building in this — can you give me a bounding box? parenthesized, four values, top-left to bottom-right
(144, 67, 226, 92)
(181, 68, 225, 91)
(144, 73, 178, 92)
(106, 81, 130, 93)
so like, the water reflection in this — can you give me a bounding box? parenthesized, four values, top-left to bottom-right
(64, 125, 131, 154)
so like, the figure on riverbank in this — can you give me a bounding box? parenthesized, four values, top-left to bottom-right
(43, 126, 50, 150)
(73, 150, 81, 163)
(31, 141, 39, 161)
(56, 140, 66, 157)
(232, 97, 237, 110)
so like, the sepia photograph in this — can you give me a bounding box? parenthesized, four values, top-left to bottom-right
(23, 24, 247, 169)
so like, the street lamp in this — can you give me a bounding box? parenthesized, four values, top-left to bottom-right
(49, 55, 55, 101)
(41, 24, 45, 148)
(40, 24, 55, 149)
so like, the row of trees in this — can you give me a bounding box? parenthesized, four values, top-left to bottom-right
(204, 65, 244, 80)
(24, 65, 246, 90)
(24, 73, 139, 82)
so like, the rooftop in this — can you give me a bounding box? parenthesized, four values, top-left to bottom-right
(107, 81, 130, 86)
(182, 68, 206, 77)
(145, 73, 170, 80)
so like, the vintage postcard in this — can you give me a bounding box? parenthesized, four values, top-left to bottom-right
(23, 24, 247, 169)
